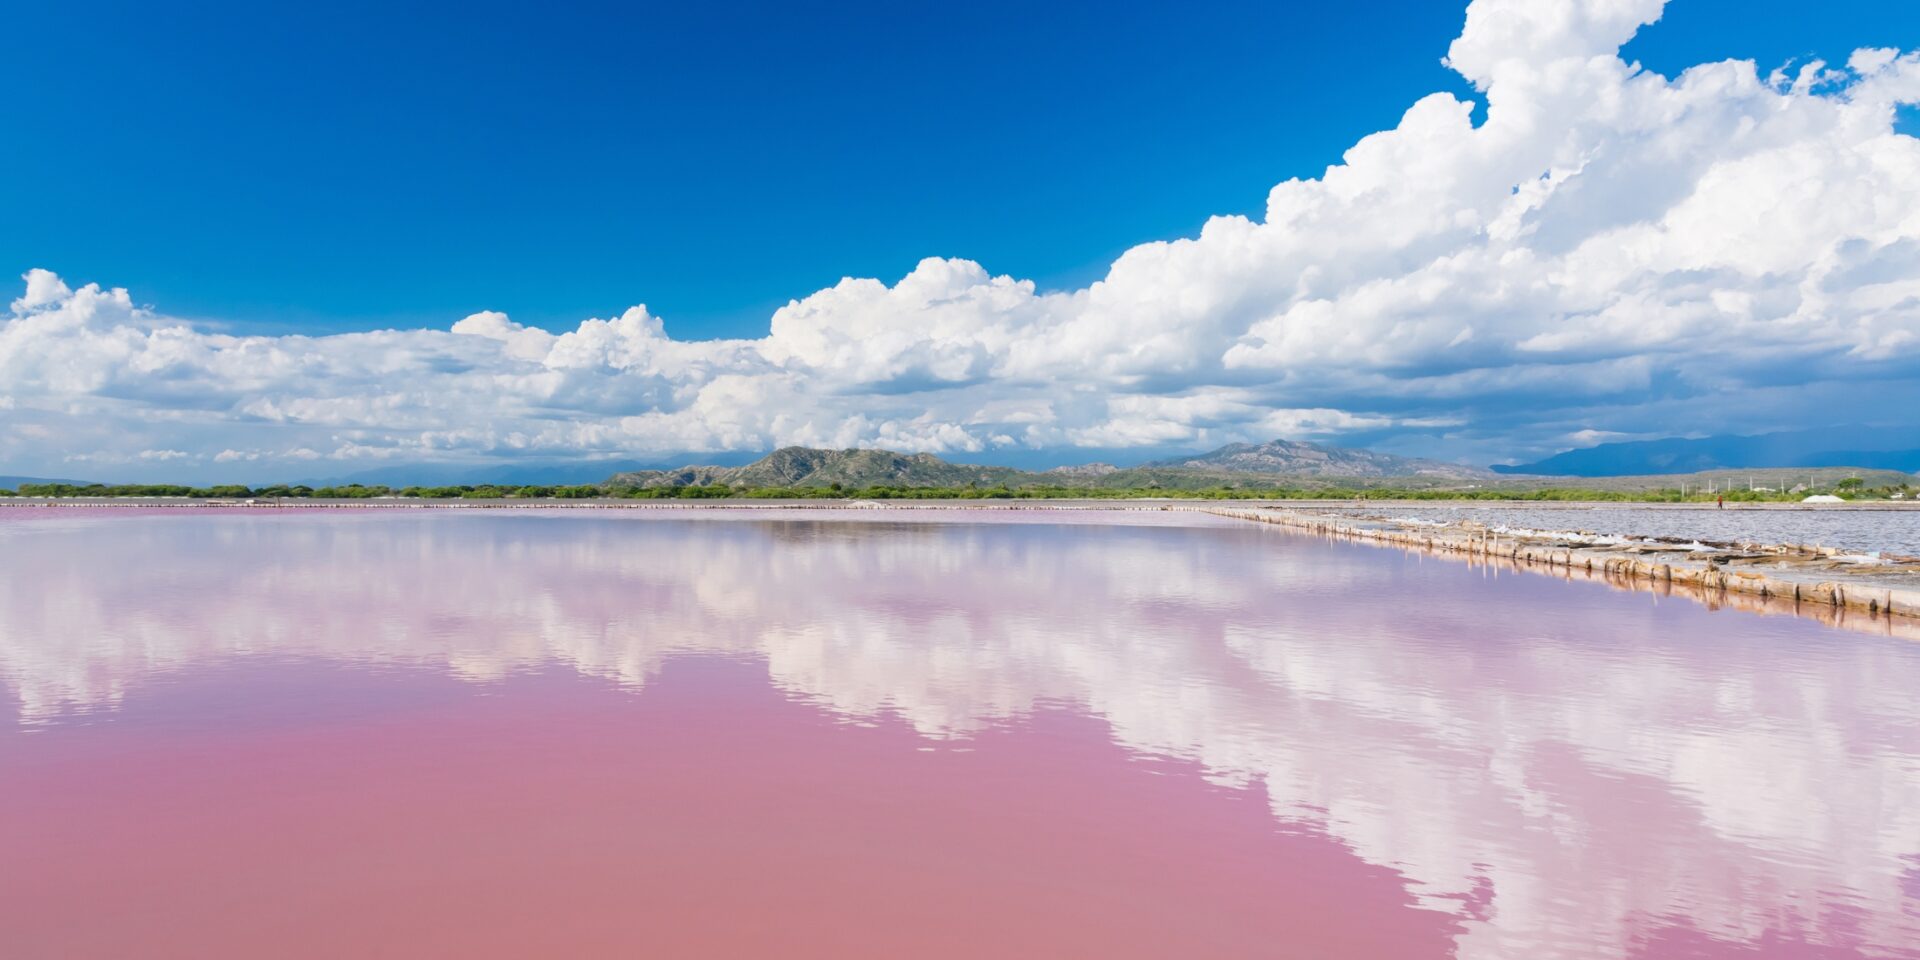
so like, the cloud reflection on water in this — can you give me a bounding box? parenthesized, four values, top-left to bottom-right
(2, 508, 1917, 959)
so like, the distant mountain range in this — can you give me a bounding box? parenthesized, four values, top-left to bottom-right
(1145, 439, 1495, 482)
(1496, 428, 1920, 477)
(312, 454, 763, 488)
(610, 447, 1027, 490)
(0, 476, 83, 489)
(15, 433, 1914, 493)
(606, 440, 1495, 491)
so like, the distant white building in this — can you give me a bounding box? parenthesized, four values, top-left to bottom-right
(1803, 494, 1845, 503)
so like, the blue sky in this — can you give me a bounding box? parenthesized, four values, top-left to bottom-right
(5, 0, 1920, 481)
(5, 1, 1458, 338)
(4, 0, 1905, 338)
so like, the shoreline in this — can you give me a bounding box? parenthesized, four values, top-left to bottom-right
(1203, 506, 1920, 639)
(6, 495, 1920, 510)
(9, 496, 1920, 637)
(0, 497, 1191, 511)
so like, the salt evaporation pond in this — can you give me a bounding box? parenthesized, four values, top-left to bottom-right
(3, 507, 1918, 960)
(1301, 501, 1920, 556)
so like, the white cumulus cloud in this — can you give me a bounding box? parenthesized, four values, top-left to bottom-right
(4, 0, 1920, 478)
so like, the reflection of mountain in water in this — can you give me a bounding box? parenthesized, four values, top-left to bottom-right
(3, 510, 1918, 959)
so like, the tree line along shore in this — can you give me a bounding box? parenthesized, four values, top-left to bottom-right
(8, 443, 1913, 504)
(3, 479, 1915, 503)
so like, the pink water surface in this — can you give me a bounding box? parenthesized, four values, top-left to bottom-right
(2, 508, 1917, 959)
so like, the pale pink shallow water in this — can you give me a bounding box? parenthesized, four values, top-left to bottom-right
(2, 508, 1919, 959)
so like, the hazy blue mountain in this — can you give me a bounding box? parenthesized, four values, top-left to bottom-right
(1496, 429, 1920, 477)
(316, 454, 762, 488)
(0, 475, 86, 488)
(1144, 439, 1495, 481)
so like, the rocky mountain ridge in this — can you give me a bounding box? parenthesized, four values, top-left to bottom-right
(605, 440, 1491, 491)
(1144, 439, 1495, 481)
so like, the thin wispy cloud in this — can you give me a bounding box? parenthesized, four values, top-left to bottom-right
(5, 0, 1919, 478)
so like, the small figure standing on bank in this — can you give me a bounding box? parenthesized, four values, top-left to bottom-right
(1718, 495, 1724, 509)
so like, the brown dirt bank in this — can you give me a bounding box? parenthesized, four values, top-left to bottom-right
(1203, 506, 1920, 641)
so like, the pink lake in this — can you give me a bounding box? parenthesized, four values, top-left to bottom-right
(2, 507, 1918, 959)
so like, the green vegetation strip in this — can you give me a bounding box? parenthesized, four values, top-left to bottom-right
(1, 481, 1912, 502)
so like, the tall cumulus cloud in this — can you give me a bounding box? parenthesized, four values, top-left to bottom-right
(6, 0, 1920, 477)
